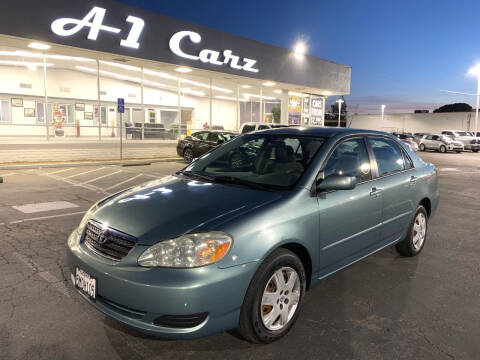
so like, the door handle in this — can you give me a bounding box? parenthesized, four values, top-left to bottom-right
(370, 187, 383, 198)
(409, 176, 417, 186)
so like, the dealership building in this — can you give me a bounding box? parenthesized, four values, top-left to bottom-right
(0, 0, 350, 140)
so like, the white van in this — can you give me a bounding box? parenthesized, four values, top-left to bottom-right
(239, 122, 288, 134)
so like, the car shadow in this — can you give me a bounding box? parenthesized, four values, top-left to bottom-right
(102, 246, 420, 360)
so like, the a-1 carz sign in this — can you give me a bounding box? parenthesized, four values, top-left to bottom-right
(50, 6, 259, 74)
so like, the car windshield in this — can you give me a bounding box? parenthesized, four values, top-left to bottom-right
(180, 133, 326, 190)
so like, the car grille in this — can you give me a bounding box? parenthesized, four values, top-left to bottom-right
(83, 220, 136, 261)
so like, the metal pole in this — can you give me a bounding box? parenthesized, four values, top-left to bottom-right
(338, 102, 342, 127)
(236, 85, 240, 132)
(260, 87, 263, 122)
(97, 59, 101, 141)
(141, 66, 145, 140)
(42, 53, 49, 140)
(177, 78, 181, 138)
(120, 113, 123, 160)
(209, 78, 212, 129)
(476, 75, 479, 136)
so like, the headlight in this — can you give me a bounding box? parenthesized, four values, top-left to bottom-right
(76, 203, 98, 236)
(137, 232, 233, 268)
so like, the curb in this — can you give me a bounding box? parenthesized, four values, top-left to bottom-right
(0, 157, 183, 170)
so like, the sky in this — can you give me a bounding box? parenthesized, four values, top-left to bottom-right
(117, 0, 480, 114)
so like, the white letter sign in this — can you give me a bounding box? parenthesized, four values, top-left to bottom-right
(51, 7, 121, 40)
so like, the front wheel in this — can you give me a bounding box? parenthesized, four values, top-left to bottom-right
(419, 143, 426, 151)
(439, 145, 447, 153)
(472, 149, 479, 153)
(395, 205, 428, 257)
(238, 248, 306, 343)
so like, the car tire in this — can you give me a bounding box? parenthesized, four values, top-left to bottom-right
(419, 144, 425, 151)
(456, 151, 462, 153)
(439, 145, 447, 153)
(473, 149, 479, 153)
(395, 205, 428, 257)
(183, 148, 194, 163)
(238, 248, 306, 344)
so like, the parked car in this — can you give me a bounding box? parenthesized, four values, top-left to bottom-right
(413, 132, 429, 144)
(126, 122, 168, 140)
(177, 130, 237, 163)
(67, 128, 438, 343)
(419, 134, 464, 153)
(240, 122, 288, 134)
(441, 130, 480, 152)
(392, 132, 419, 151)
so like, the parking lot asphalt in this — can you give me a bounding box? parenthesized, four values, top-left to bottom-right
(0, 152, 479, 359)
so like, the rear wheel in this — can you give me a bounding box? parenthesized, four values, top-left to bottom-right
(395, 205, 428, 257)
(439, 145, 447, 153)
(183, 148, 194, 163)
(473, 149, 479, 153)
(419, 143, 426, 151)
(238, 248, 306, 343)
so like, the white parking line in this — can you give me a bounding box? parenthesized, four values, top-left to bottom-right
(63, 167, 107, 179)
(440, 168, 458, 172)
(0, 172, 15, 177)
(104, 173, 143, 191)
(13, 201, 79, 214)
(83, 170, 122, 184)
(8, 211, 86, 224)
(41, 171, 110, 194)
(46, 167, 74, 175)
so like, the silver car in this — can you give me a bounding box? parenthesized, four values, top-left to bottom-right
(441, 130, 480, 152)
(419, 134, 464, 153)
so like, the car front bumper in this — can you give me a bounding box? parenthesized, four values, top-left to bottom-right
(66, 231, 258, 339)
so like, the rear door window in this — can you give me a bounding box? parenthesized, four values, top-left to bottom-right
(368, 137, 405, 176)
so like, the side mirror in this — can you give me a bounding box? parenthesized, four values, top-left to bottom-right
(217, 139, 225, 144)
(316, 174, 358, 192)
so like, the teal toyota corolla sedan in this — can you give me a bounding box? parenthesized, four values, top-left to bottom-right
(67, 127, 439, 343)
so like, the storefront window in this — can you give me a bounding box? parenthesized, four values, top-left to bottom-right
(0, 99, 10, 123)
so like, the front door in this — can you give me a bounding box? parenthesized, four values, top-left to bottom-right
(318, 137, 383, 276)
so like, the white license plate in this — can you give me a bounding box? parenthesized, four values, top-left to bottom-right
(75, 267, 97, 300)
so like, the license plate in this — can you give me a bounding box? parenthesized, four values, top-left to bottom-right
(75, 267, 97, 300)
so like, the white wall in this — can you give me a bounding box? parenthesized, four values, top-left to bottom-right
(0, 64, 238, 136)
(349, 112, 476, 133)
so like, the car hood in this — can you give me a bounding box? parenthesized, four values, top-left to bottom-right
(92, 175, 282, 245)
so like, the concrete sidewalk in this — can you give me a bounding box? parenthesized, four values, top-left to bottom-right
(0, 139, 179, 165)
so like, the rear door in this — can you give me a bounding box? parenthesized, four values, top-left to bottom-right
(367, 137, 417, 245)
(431, 135, 441, 150)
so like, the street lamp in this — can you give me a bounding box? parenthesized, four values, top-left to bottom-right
(467, 64, 480, 136)
(336, 98, 344, 127)
(381, 104, 386, 123)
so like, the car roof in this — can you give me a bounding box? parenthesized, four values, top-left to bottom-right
(252, 127, 390, 138)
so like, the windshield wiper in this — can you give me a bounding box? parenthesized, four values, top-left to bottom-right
(209, 175, 280, 191)
(177, 170, 216, 182)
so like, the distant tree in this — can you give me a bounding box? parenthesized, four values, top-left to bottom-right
(433, 103, 472, 113)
